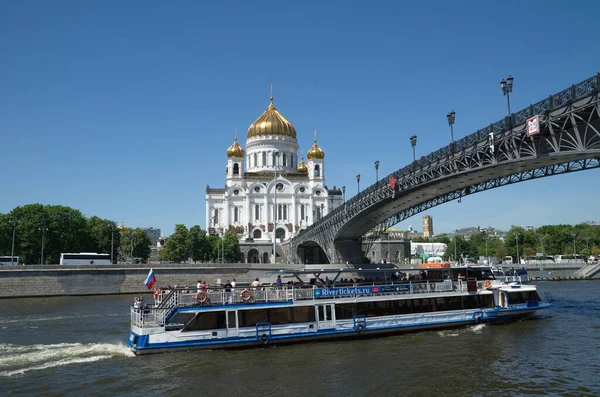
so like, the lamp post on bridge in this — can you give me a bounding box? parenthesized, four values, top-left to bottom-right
(409, 135, 417, 162)
(341, 186, 346, 203)
(446, 110, 456, 152)
(374, 160, 379, 182)
(500, 75, 514, 122)
(356, 174, 361, 194)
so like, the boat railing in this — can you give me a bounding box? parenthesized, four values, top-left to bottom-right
(150, 279, 483, 307)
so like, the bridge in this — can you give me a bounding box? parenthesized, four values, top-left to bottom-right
(282, 73, 600, 264)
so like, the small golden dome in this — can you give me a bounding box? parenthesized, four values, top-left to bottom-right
(227, 137, 244, 157)
(307, 139, 325, 159)
(297, 157, 308, 173)
(247, 97, 297, 139)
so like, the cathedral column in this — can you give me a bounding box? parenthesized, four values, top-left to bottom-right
(291, 195, 297, 235)
(244, 194, 250, 238)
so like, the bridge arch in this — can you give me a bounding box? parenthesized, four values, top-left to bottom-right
(288, 73, 600, 264)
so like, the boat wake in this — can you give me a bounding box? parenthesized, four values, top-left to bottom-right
(0, 342, 134, 377)
(437, 323, 486, 337)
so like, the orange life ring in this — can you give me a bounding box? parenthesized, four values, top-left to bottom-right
(240, 289, 252, 302)
(483, 280, 492, 289)
(195, 290, 208, 303)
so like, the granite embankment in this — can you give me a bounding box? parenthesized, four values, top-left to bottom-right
(0, 263, 298, 299)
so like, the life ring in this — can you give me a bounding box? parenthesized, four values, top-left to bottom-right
(483, 280, 492, 289)
(356, 323, 365, 334)
(260, 334, 269, 344)
(195, 290, 208, 304)
(241, 289, 252, 302)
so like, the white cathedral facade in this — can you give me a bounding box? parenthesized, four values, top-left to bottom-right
(205, 95, 343, 263)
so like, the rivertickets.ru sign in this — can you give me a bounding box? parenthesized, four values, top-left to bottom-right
(313, 284, 411, 298)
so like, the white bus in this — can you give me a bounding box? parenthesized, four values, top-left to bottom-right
(60, 253, 112, 265)
(0, 256, 19, 265)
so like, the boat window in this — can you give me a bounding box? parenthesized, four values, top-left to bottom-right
(446, 296, 462, 311)
(169, 312, 195, 325)
(482, 294, 494, 308)
(335, 303, 355, 319)
(432, 297, 446, 312)
(183, 311, 226, 331)
(462, 296, 479, 309)
(508, 291, 540, 304)
(239, 309, 269, 327)
(291, 306, 316, 323)
(269, 308, 293, 325)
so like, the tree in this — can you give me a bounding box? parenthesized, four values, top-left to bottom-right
(120, 228, 152, 261)
(86, 217, 120, 262)
(188, 225, 208, 263)
(159, 224, 189, 263)
(222, 230, 241, 262)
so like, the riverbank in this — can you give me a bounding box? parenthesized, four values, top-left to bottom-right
(0, 263, 595, 298)
(0, 263, 300, 299)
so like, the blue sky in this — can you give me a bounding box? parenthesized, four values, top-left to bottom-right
(2, 0, 599, 236)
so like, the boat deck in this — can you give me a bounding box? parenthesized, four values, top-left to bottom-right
(131, 278, 499, 328)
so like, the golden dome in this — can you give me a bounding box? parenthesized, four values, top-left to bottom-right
(297, 157, 308, 173)
(307, 139, 325, 159)
(227, 137, 244, 157)
(247, 97, 297, 139)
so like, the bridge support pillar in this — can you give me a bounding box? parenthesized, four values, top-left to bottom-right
(333, 240, 366, 265)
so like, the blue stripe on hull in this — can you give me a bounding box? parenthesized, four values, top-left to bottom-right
(132, 318, 476, 355)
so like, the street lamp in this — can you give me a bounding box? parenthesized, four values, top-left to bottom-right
(129, 230, 134, 263)
(446, 110, 456, 152)
(273, 151, 279, 264)
(39, 226, 48, 265)
(515, 231, 520, 265)
(341, 186, 346, 202)
(374, 160, 380, 182)
(454, 230, 458, 263)
(10, 219, 18, 265)
(571, 232, 577, 260)
(356, 174, 361, 194)
(409, 135, 417, 162)
(500, 75, 514, 122)
(109, 224, 114, 264)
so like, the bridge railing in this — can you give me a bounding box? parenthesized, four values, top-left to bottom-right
(299, 73, 600, 237)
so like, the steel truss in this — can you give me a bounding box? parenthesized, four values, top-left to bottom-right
(286, 73, 600, 263)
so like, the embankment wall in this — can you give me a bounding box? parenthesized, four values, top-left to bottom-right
(0, 264, 296, 298)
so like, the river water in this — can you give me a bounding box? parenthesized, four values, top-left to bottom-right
(1, 281, 599, 397)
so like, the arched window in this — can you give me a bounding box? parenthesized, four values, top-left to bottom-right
(213, 209, 219, 224)
(253, 153, 257, 168)
(254, 204, 260, 220)
(291, 154, 296, 168)
(234, 207, 239, 222)
(253, 229, 262, 239)
(272, 152, 277, 166)
(314, 164, 321, 177)
(300, 204, 305, 221)
(233, 163, 240, 175)
(276, 228, 285, 239)
(262, 152, 267, 166)
(282, 153, 287, 167)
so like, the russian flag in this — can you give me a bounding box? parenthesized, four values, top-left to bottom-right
(144, 269, 157, 289)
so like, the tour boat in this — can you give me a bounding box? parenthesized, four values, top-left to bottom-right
(127, 267, 550, 355)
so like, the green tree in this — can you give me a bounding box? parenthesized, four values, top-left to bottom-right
(159, 224, 189, 263)
(120, 228, 152, 261)
(86, 217, 120, 262)
(223, 230, 241, 262)
(188, 225, 208, 263)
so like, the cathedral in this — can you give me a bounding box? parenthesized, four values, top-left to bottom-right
(205, 94, 343, 263)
